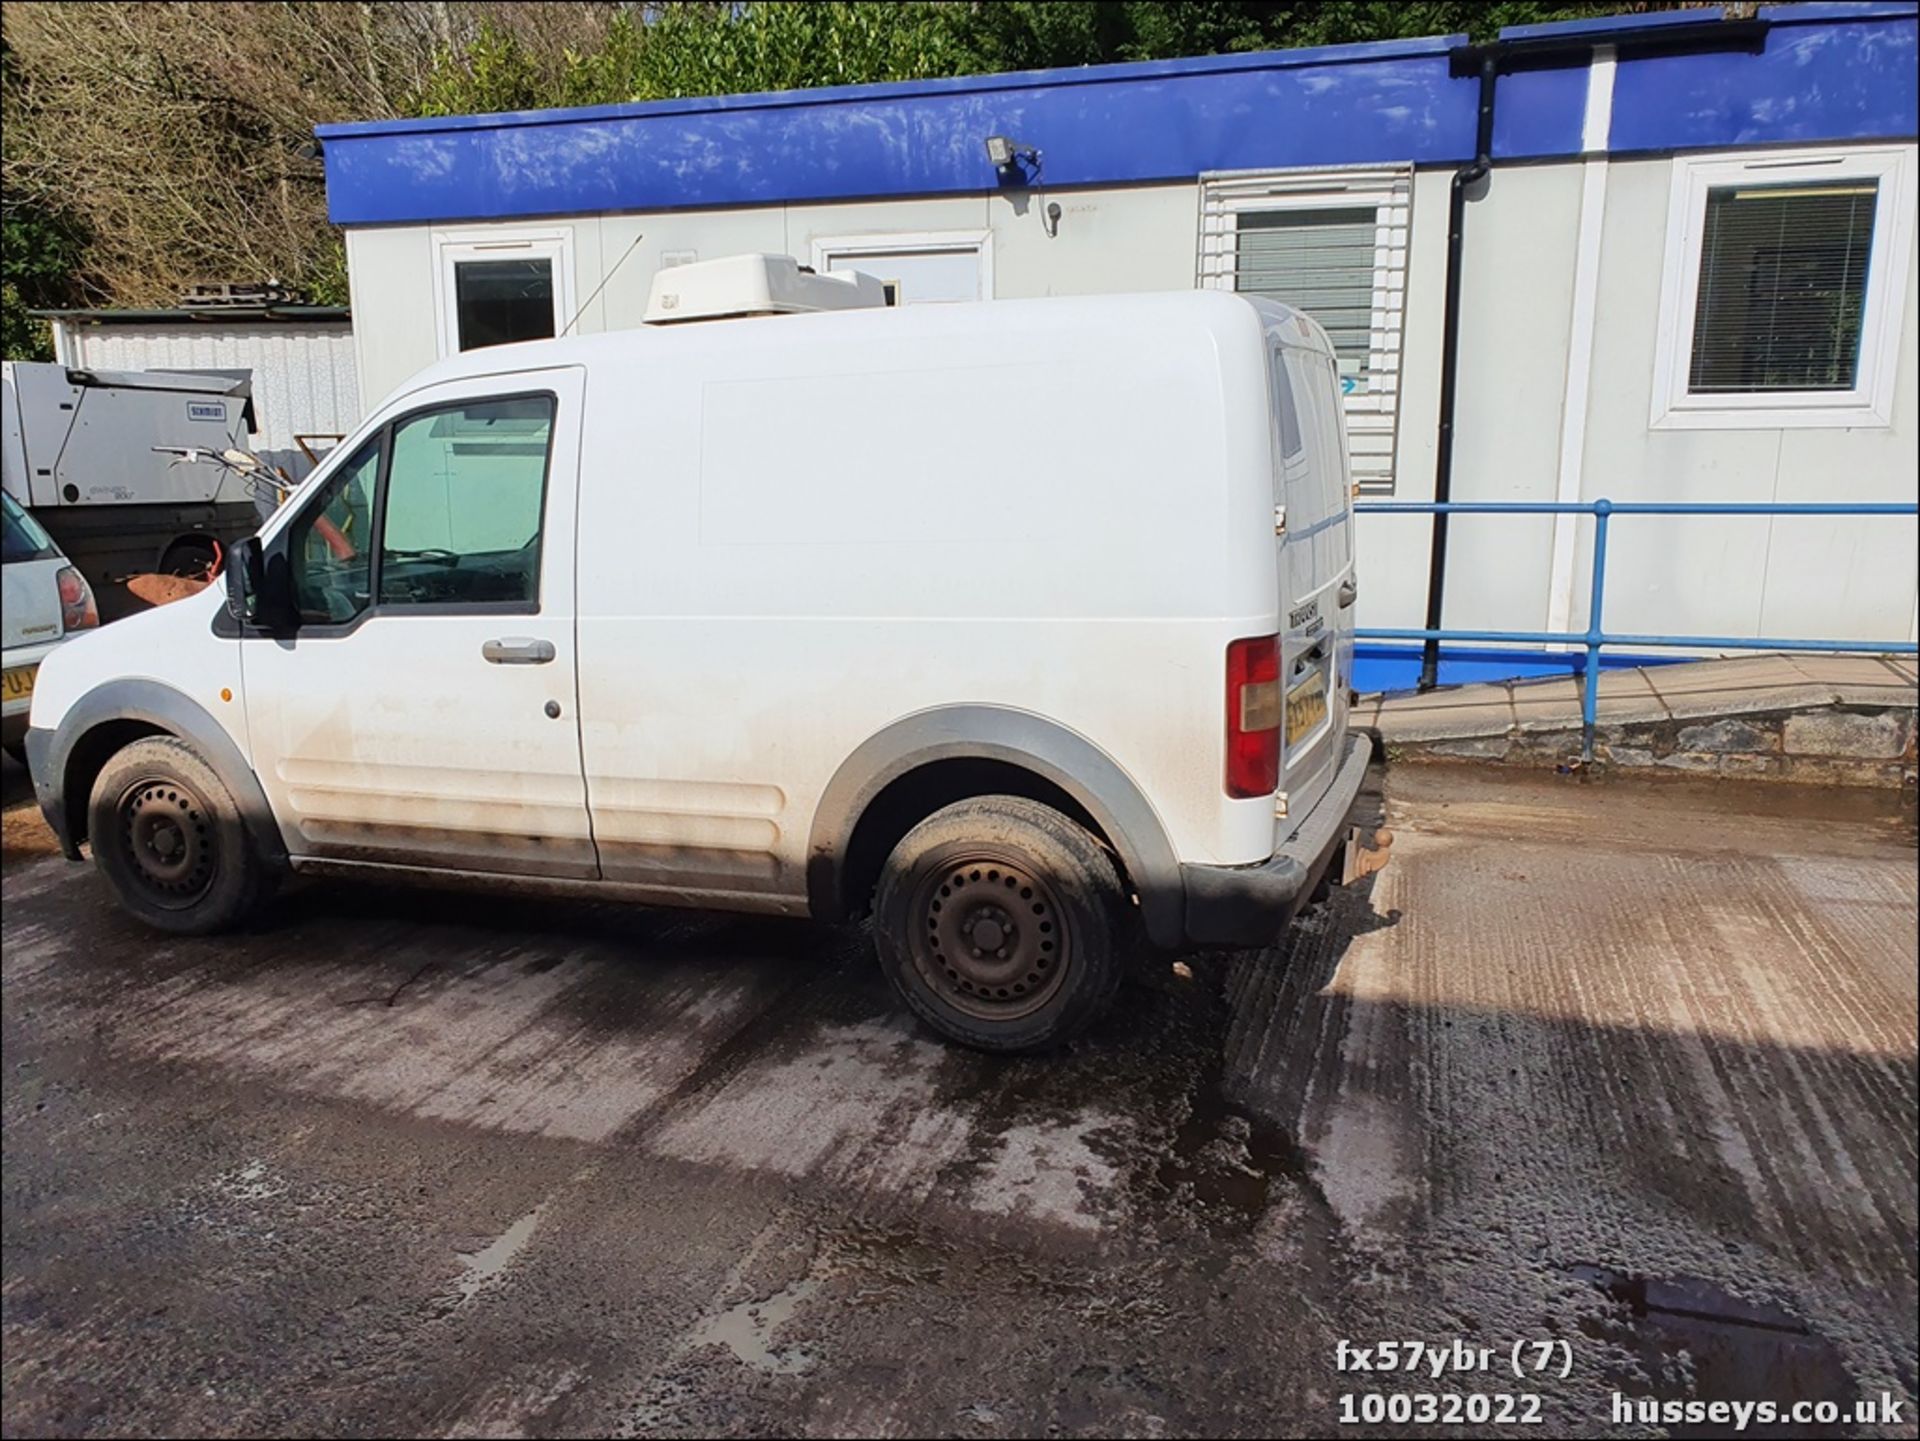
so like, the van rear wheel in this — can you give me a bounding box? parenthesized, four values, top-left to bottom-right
(88, 736, 272, 935)
(873, 796, 1132, 1052)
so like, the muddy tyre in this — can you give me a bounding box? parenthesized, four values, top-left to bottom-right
(873, 795, 1134, 1052)
(88, 736, 273, 935)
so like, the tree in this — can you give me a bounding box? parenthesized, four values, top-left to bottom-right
(1, 0, 1692, 355)
(1, 201, 85, 360)
(1, 37, 86, 359)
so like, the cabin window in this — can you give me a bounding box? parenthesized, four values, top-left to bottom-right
(1200, 166, 1411, 493)
(1237, 208, 1379, 380)
(453, 259, 555, 351)
(812, 232, 992, 305)
(433, 230, 575, 358)
(1652, 146, 1914, 430)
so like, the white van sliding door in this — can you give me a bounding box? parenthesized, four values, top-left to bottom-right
(1199, 166, 1411, 493)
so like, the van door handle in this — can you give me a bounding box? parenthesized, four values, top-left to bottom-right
(1337, 578, 1357, 609)
(482, 637, 555, 665)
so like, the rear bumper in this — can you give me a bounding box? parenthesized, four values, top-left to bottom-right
(1179, 732, 1375, 947)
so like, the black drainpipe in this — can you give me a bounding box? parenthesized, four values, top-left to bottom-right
(1415, 16, 1771, 694)
(1418, 49, 1497, 692)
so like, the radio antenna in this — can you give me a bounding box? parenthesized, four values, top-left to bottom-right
(559, 231, 644, 337)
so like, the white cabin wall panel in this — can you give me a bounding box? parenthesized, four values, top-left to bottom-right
(596, 210, 791, 333)
(786, 195, 991, 278)
(345, 225, 438, 407)
(1441, 164, 1583, 635)
(1762, 235, 1920, 644)
(569, 219, 606, 337)
(787, 193, 991, 241)
(336, 143, 1918, 658)
(1579, 157, 1796, 645)
(992, 183, 1199, 297)
(1578, 153, 1917, 649)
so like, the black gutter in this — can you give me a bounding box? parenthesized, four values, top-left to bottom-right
(1415, 14, 1770, 693)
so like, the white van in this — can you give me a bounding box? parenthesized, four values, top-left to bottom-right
(25, 259, 1377, 1051)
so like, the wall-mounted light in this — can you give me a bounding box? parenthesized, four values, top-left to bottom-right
(984, 135, 1041, 176)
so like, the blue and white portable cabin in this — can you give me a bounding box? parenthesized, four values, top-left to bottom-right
(317, 2, 1919, 691)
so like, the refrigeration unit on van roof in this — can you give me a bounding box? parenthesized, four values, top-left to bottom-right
(642, 254, 889, 324)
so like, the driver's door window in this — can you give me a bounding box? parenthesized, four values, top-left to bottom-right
(288, 436, 379, 624)
(378, 396, 554, 608)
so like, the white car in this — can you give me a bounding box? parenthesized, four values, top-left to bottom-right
(24, 259, 1377, 1051)
(3, 491, 96, 763)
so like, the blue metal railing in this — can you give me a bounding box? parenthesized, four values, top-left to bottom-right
(1352, 498, 1920, 760)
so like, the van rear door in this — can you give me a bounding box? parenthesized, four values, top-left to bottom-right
(1268, 331, 1354, 817)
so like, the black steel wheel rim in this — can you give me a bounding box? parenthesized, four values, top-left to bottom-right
(910, 855, 1069, 1021)
(118, 778, 217, 908)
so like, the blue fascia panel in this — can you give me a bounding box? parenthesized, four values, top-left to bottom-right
(1761, 2, 1918, 23)
(320, 10, 1917, 227)
(322, 37, 1494, 225)
(1493, 64, 1589, 158)
(1609, 10, 1917, 152)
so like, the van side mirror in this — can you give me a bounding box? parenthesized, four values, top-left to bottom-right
(225, 534, 297, 631)
(224, 536, 256, 622)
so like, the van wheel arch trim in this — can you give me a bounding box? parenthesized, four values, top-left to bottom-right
(806, 706, 1184, 949)
(36, 678, 285, 867)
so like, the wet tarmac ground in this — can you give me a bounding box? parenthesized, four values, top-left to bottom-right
(2, 755, 1915, 1438)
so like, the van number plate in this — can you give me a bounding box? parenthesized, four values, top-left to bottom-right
(1, 665, 37, 703)
(1285, 669, 1328, 742)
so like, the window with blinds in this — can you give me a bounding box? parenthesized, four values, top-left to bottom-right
(1235, 208, 1379, 379)
(1199, 167, 1412, 492)
(1653, 146, 1912, 430)
(1687, 180, 1878, 393)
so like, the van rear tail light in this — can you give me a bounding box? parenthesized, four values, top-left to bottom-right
(1225, 633, 1281, 798)
(57, 566, 99, 632)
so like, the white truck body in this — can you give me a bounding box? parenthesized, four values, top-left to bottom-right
(1, 361, 258, 618)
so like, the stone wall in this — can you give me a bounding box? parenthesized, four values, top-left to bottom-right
(1394, 705, 1918, 789)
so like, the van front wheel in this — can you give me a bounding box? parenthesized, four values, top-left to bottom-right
(873, 796, 1132, 1052)
(88, 736, 272, 935)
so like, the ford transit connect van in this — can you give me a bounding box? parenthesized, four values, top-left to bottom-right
(25, 257, 1378, 1052)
